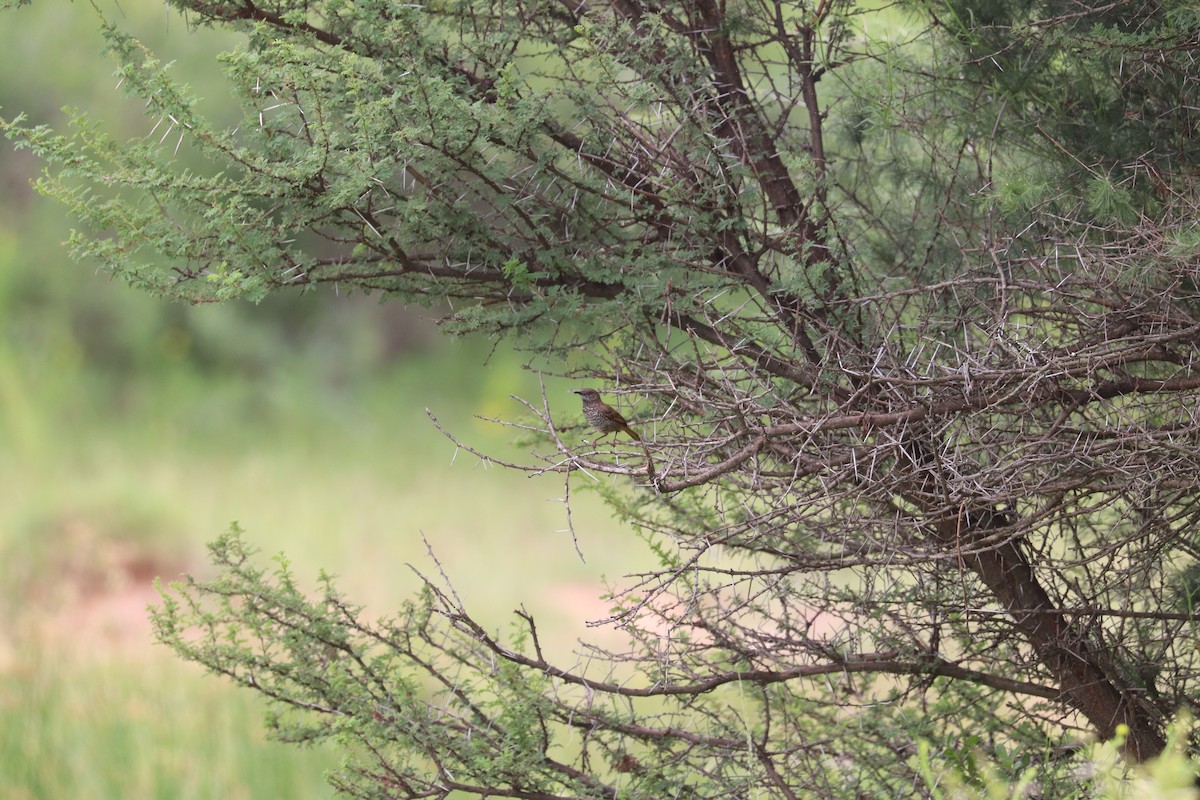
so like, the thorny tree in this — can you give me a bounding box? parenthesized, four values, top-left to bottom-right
(5, 0, 1200, 795)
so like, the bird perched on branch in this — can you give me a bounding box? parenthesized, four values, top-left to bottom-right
(574, 388, 641, 442)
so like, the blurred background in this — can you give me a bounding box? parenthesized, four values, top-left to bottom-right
(0, 3, 648, 796)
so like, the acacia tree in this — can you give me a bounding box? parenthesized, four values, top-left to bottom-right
(5, 0, 1200, 795)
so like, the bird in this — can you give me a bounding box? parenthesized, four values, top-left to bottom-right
(574, 388, 641, 442)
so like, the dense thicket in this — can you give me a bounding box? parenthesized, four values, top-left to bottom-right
(5, 0, 1200, 795)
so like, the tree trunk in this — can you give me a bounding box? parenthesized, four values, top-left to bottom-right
(937, 518, 1166, 761)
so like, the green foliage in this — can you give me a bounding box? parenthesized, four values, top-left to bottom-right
(1085, 173, 1139, 226)
(934, 0, 1199, 179)
(0, 0, 793, 336)
(920, 718, 1200, 799)
(6, 0, 1200, 796)
(992, 164, 1053, 217)
(152, 528, 608, 797)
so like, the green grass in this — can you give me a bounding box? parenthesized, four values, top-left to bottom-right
(0, 651, 339, 799)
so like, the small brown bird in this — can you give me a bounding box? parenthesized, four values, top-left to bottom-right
(574, 388, 641, 442)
